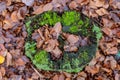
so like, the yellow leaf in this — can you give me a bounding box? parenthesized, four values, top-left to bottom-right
(0, 55, 5, 64)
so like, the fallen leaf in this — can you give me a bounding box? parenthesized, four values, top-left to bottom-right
(89, 0, 105, 8)
(33, 5, 44, 14)
(102, 18, 114, 28)
(85, 65, 100, 75)
(6, 51, 12, 66)
(117, 32, 120, 38)
(11, 11, 19, 22)
(115, 73, 120, 80)
(63, 72, 72, 78)
(15, 58, 26, 66)
(44, 39, 59, 52)
(69, 1, 78, 9)
(0, 55, 5, 64)
(31, 72, 40, 79)
(110, 12, 120, 23)
(51, 47, 62, 59)
(17, 6, 27, 20)
(22, 0, 34, 6)
(63, 33, 79, 45)
(43, 3, 53, 11)
(0, 2, 6, 13)
(106, 47, 118, 55)
(59, 74, 65, 80)
(53, 75, 59, 80)
(0, 37, 5, 44)
(102, 27, 112, 37)
(3, 19, 13, 29)
(51, 22, 62, 38)
(0, 67, 5, 76)
(96, 8, 108, 16)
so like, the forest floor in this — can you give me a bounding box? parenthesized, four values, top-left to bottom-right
(0, 0, 120, 80)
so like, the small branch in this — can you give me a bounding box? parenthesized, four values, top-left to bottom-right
(31, 65, 44, 79)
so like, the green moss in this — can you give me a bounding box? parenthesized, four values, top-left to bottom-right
(25, 11, 99, 73)
(33, 50, 52, 70)
(92, 24, 102, 42)
(25, 41, 36, 59)
(39, 11, 61, 26)
(62, 11, 80, 26)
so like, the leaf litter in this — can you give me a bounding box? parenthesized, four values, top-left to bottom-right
(0, 0, 120, 80)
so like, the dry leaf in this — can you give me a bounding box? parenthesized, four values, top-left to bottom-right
(0, 2, 6, 13)
(102, 18, 114, 28)
(43, 3, 53, 11)
(69, 1, 78, 9)
(85, 65, 100, 75)
(96, 8, 108, 16)
(53, 75, 59, 80)
(115, 73, 120, 80)
(52, 22, 62, 38)
(0, 67, 5, 76)
(89, 0, 105, 8)
(110, 13, 120, 23)
(102, 27, 112, 37)
(33, 5, 44, 15)
(15, 58, 26, 66)
(59, 74, 65, 80)
(0, 55, 5, 64)
(6, 51, 12, 66)
(51, 47, 62, 58)
(106, 47, 118, 55)
(22, 0, 34, 6)
(63, 72, 72, 78)
(17, 6, 27, 20)
(11, 11, 19, 22)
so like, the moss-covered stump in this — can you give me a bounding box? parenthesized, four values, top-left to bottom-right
(25, 11, 102, 73)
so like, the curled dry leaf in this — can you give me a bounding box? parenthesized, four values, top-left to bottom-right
(22, 0, 34, 6)
(33, 5, 44, 15)
(44, 39, 59, 52)
(6, 51, 12, 66)
(96, 8, 108, 16)
(17, 6, 27, 20)
(63, 33, 79, 45)
(43, 3, 53, 11)
(51, 22, 62, 38)
(51, 47, 62, 59)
